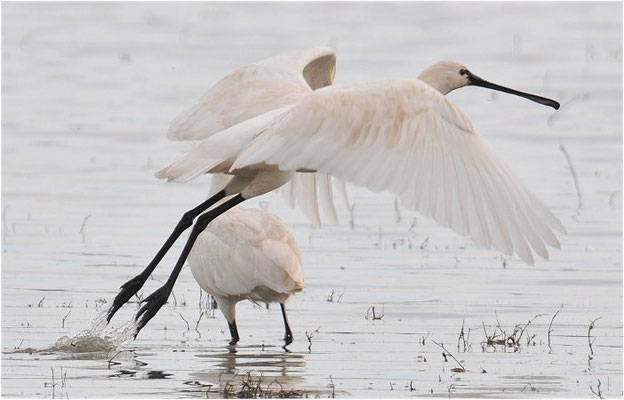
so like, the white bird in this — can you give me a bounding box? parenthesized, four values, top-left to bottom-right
(166, 47, 349, 228)
(107, 47, 565, 337)
(188, 203, 303, 345)
(107, 47, 343, 330)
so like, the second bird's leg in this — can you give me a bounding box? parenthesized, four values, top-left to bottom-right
(280, 303, 294, 345)
(107, 190, 226, 323)
(134, 194, 247, 337)
(228, 321, 240, 345)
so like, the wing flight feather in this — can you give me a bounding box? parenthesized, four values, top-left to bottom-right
(232, 78, 565, 263)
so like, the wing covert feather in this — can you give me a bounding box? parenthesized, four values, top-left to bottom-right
(233, 78, 564, 264)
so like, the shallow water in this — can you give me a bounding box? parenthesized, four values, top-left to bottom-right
(2, 2, 622, 398)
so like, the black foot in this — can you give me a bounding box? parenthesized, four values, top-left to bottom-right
(134, 285, 171, 338)
(227, 321, 239, 345)
(107, 274, 148, 323)
(282, 335, 293, 352)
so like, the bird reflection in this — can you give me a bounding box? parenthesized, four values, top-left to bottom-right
(190, 343, 306, 392)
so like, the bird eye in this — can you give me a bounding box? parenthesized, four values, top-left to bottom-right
(459, 69, 467, 76)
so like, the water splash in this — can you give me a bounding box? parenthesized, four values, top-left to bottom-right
(19, 309, 139, 355)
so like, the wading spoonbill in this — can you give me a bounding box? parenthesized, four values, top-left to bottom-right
(106, 47, 564, 337)
(188, 200, 303, 346)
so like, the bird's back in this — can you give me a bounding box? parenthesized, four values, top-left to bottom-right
(188, 207, 304, 301)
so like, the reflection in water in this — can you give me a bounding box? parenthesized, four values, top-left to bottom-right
(146, 370, 173, 379)
(191, 344, 307, 393)
(109, 369, 137, 379)
(107, 352, 173, 380)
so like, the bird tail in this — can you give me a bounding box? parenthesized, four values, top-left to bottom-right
(279, 173, 350, 228)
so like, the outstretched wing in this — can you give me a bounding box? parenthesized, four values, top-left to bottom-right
(156, 104, 351, 226)
(168, 46, 336, 141)
(163, 47, 349, 226)
(232, 78, 566, 264)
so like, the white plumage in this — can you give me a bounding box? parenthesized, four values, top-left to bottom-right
(231, 78, 565, 264)
(108, 49, 566, 339)
(163, 46, 348, 228)
(188, 206, 303, 345)
(158, 52, 565, 265)
(108, 48, 342, 336)
(168, 47, 335, 141)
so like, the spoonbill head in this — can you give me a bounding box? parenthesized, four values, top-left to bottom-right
(418, 60, 560, 109)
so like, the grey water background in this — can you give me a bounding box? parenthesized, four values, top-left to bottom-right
(2, 2, 622, 398)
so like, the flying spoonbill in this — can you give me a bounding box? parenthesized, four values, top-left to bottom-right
(106, 47, 564, 337)
(107, 47, 342, 329)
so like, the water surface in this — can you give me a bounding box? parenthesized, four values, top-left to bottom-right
(2, 2, 622, 398)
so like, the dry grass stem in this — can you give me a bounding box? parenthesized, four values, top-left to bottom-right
(79, 214, 91, 242)
(178, 312, 190, 332)
(559, 144, 582, 212)
(365, 305, 384, 320)
(590, 379, 603, 398)
(431, 340, 465, 372)
(481, 313, 545, 352)
(305, 331, 314, 352)
(588, 316, 603, 356)
(221, 371, 303, 398)
(61, 310, 71, 328)
(548, 306, 563, 352)
(326, 290, 344, 303)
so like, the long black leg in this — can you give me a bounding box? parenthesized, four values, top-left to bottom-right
(228, 321, 240, 345)
(134, 194, 246, 337)
(107, 190, 227, 323)
(280, 303, 294, 345)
